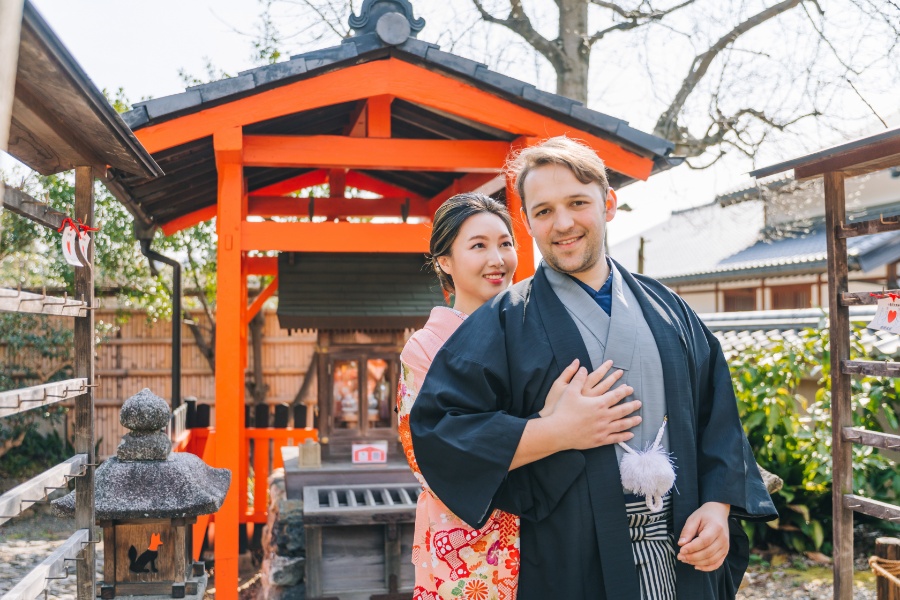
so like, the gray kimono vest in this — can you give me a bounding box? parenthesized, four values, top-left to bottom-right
(544, 261, 671, 489)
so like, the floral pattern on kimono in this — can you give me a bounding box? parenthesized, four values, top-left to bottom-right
(398, 307, 519, 600)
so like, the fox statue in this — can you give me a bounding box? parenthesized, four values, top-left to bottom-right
(128, 532, 163, 574)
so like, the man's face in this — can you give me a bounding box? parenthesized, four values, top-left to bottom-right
(521, 163, 616, 277)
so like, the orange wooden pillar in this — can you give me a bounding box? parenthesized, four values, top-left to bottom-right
(213, 126, 244, 600)
(508, 138, 536, 281)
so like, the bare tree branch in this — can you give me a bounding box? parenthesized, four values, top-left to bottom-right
(654, 0, 806, 145)
(844, 77, 889, 128)
(800, 2, 861, 76)
(470, 0, 567, 68)
(588, 0, 696, 45)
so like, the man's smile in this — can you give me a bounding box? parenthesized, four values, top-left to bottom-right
(553, 235, 584, 247)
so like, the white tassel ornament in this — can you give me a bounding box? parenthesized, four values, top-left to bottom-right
(618, 416, 675, 513)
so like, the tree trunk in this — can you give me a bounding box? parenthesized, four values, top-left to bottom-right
(556, 0, 589, 103)
(247, 310, 268, 404)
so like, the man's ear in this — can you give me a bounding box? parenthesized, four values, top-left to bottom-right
(605, 188, 618, 222)
(521, 206, 533, 237)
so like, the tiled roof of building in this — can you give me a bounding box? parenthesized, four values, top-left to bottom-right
(703, 307, 900, 358)
(611, 197, 900, 286)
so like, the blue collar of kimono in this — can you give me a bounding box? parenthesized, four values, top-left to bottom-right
(567, 257, 614, 315)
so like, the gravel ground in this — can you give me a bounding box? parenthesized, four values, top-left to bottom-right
(0, 505, 884, 599)
(0, 505, 103, 599)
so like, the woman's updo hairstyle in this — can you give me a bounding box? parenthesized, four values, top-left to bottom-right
(427, 192, 516, 295)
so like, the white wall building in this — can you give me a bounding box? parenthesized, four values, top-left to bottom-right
(611, 166, 900, 313)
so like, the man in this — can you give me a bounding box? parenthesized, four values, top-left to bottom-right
(410, 136, 776, 599)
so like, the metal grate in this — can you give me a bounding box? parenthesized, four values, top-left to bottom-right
(302, 483, 421, 524)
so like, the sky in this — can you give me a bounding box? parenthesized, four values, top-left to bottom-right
(16, 0, 899, 245)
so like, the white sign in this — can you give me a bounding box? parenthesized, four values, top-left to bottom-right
(868, 296, 900, 334)
(351, 440, 388, 464)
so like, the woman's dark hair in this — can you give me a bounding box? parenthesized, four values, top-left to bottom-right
(427, 192, 516, 294)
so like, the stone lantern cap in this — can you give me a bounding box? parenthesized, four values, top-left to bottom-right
(55, 388, 230, 520)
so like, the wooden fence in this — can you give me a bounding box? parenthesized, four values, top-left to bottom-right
(2, 308, 318, 459)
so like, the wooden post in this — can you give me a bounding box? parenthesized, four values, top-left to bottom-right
(876, 538, 900, 600)
(213, 127, 244, 600)
(0, 0, 24, 220)
(74, 165, 96, 599)
(508, 138, 536, 281)
(875, 538, 900, 600)
(825, 170, 853, 600)
(0, 0, 22, 152)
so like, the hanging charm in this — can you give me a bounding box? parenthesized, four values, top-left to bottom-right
(58, 217, 99, 268)
(868, 294, 900, 334)
(60, 219, 83, 267)
(618, 416, 675, 512)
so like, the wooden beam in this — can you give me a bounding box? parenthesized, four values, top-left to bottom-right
(246, 276, 278, 324)
(842, 427, 900, 451)
(0, 529, 89, 600)
(794, 135, 900, 180)
(328, 169, 346, 198)
(133, 59, 656, 180)
(844, 494, 900, 522)
(245, 256, 278, 276)
(836, 215, 900, 239)
(0, 378, 88, 419)
(842, 360, 900, 377)
(344, 100, 368, 137)
(367, 95, 393, 138)
(428, 173, 506, 214)
(161, 175, 431, 235)
(242, 135, 510, 172)
(0, 288, 88, 317)
(249, 169, 328, 197)
(0, 454, 87, 524)
(1, 183, 67, 229)
(213, 127, 243, 600)
(241, 222, 430, 252)
(160, 205, 217, 236)
(249, 196, 431, 219)
(344, 171, 427, 203)
(841, 290, 900, 306)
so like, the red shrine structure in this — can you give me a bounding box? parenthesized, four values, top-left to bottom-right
(108, 0, 678, 596)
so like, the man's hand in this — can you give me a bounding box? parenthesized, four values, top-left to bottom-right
(677, 502, 731, 571)
(546, 366, 641, 451)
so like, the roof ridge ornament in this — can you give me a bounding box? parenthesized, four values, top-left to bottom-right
(349, 0, 426, 44)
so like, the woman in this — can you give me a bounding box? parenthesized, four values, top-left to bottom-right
(398, 193, 520, 600)
(397, 193, 622, 600)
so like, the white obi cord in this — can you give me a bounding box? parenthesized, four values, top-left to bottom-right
(618, 416, 675, 512)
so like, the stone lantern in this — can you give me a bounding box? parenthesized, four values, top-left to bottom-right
(55, 389, 230, 598)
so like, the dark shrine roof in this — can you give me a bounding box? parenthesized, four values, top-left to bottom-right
(114, 0, 678, 232)
(7, 2, 160, 179)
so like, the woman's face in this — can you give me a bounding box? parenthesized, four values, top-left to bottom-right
(437, 212, 518, 311)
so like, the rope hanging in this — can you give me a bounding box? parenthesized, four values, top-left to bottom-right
(869, 555, 900, 589)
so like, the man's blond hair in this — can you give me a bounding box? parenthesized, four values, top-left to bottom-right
(507, 136, 609, 210)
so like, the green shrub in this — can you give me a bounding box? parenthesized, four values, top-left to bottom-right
(729, 325, 899, 553)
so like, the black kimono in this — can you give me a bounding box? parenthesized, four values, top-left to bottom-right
(410, 260, 777, 600)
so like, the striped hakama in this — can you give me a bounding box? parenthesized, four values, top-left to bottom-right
(626, 493, 677, 600)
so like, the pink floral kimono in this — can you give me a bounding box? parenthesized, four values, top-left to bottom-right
(398, 307, 519, 600)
